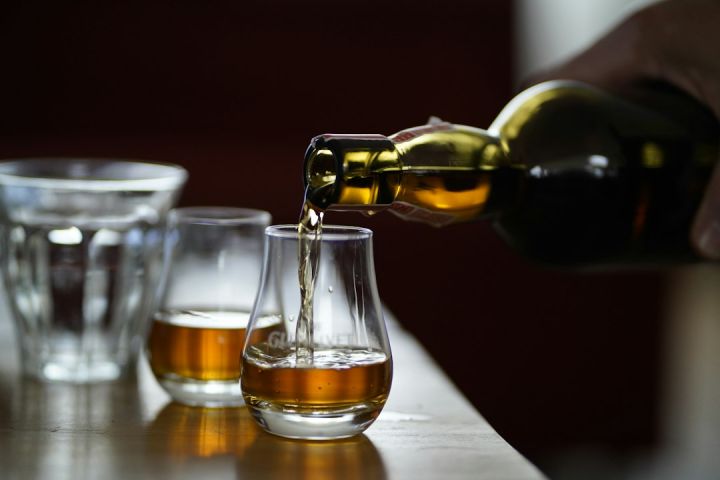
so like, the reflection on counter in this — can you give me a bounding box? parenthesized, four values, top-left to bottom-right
(237, 430, 387, 480)
(148, 403, 260, 458)
(0, 374, 145, 478)
(149, 403, 387, 480)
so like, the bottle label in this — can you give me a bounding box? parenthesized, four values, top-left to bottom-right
(389, 202, 457, 227)
(391, 122, 454, 143)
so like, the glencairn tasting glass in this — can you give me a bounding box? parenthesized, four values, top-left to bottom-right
(241, 225, 392, 440)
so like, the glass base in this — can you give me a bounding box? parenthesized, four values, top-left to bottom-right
(245, 399, 384, 440)
(23, 356, 126, 383)
(158, 375, 244, 407)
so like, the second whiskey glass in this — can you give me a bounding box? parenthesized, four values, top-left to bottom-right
(147, 207, 271, 406)
(241, 225, 392, 440)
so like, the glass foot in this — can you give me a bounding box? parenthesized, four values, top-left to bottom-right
(158, 375, 244, 407)
(245, 399, 384, 440)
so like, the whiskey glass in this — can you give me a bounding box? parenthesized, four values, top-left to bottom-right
(241, 225, 392, 440)
(147, 207, 271, 406)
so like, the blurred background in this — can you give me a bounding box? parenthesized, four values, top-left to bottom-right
(1, 0, 716, 477)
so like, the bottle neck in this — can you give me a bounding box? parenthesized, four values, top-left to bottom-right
(304, 133, 401, 210)
(303, 123, 524, 223)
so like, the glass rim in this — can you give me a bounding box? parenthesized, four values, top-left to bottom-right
(171, 207, 272, 226)
(0, 158, 188, 191)
(266, 224, 373, 240)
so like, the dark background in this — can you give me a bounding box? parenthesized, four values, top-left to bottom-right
(0, 0, 664, 471)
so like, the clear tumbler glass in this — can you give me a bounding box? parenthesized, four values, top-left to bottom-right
(241, 225, 392, 440)
(0, 158, 187, 383)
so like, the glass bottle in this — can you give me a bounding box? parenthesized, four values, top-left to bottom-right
(303, 80, 719, 265)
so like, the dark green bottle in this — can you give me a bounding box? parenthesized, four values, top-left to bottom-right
(303, 81, 719, 265)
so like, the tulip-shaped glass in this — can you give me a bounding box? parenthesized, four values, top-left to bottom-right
(241, 225, 392, 439)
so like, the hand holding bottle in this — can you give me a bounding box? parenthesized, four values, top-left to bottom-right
(527, 0, 720, 258)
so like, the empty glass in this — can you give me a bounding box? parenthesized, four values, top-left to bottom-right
(241, 225, 392, 440)
(147, 207, 271, 406)
(0, 158, 187, 383)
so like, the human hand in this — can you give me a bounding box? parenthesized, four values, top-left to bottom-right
(527, 0, 720, 258)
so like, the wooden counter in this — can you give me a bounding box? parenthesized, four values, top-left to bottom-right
(0, 307, 544, 479)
